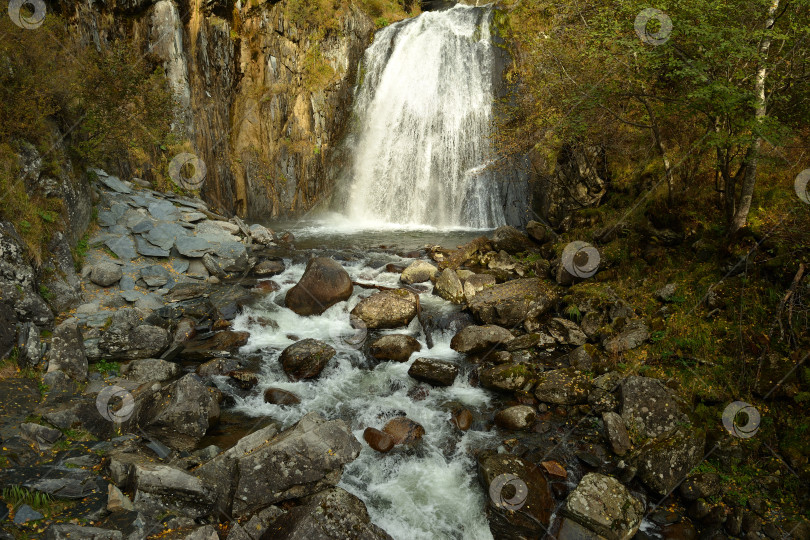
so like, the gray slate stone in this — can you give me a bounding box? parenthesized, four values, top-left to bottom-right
(104, 236, 137, 260)
(140, 265, 169, 287)
(148, 200, 180, 221)
(175, 236, 214, 258)
(13, 504, 43, 524)
(135, 236, 170, 258)
(97, 174, 132, 194)
(563, 473, 644, 540)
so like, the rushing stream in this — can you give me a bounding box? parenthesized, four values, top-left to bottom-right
(227, 225, 498, 539)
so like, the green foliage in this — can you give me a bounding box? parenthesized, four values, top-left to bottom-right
(1, 486, 53, 511)
(90, 359, 120, 375)
(497, 0, 810, 230)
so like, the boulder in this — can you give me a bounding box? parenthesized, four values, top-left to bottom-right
(89, 261, 123, 287)
(462, 273, 496, 304)
(679, 473, 722, 501)
(563, 473, 644, 540)
(253, 259, 285, 277)
(131, 373, 221, 451)
(266, 487, 390, 539)
(195, 412, 361, 517)
(285, 258, 353, 316)
(602, 320, 649, 354)
(478, 451, 553, 538)
(97, 309, 170, 361)
(526, 221, 550, 244)
(434, 268, 464, 303)
(632, 426, 705, 496)
(47, 319, 88, 381)
(249, 224, 275, 245)
(620, 376, 689, 441)
(400, 260, 438, 284)
(140, 265, 170, 287)
(123, 358, 179, 383)
(363, 427, 395, 453)
(602, 411, 632, 456)
(132, 462, 215, 519)
(494, 405, 536, 431)
(491, 226, 535, 254)
(44, 524, 123, 540)
(407, 358, 458, 387)
(479, 363, 533, 393)
(369, 334, 421, 362)
(450, 324, 514, 354)
(382, 417, 425, 446)
(279, 339, 336, 381)
(264, 388, 301, 406)
(547, 318, 587, 346)
(534, 368, 591, 404)
(452, 408, 473, 430)
(467, 278, 556, 328)
(181, 331, 250, 361)
(350, 289, 418, 329)
(20, 422, 62, 447)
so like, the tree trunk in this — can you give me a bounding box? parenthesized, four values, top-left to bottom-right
(641, 97, 674, 204)
(729, 0, 780, 234)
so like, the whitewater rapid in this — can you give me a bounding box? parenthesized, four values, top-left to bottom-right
(228, 253, 497, 539)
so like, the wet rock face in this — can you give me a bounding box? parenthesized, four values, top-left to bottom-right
(369, 334, 422, 362)
(279, 339, 336, 381)
(285, 257, 354, 316)
(351, 289, 419, 329)
(382, 417, 425, 446)
(563, 473, 644, 540)
(477, 451, 553, 539)
(407, 358, 459, 387)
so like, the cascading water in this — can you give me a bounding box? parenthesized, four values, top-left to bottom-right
(341, 5, 506, 228)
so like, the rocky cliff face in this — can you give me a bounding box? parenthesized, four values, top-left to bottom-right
(56, 0, 375, 220)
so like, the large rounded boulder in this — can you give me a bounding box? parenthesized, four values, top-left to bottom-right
(279, 339, 336, 381)
(350, 289, 419, 329)
(285, 258, 353, 316)
(369, 334, 422, 362)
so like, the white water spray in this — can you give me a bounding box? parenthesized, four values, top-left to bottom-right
(342, 5, 506, 228)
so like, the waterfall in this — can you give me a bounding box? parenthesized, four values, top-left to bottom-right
(341, 5, 506, 229)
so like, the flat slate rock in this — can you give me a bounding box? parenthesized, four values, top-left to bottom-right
(104, 236, 137, 260)
(13, 504, 43, 524)
(97, 174, 132, 194)
(135, 236, 170, 258)
(175, 236, 214, 258)
(148, 200, 180, 221)
(171, 259, 190, 274)
(130, 219, 154, 234)
(146, 223, 187, 251)
(215, 240, 247, 259)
